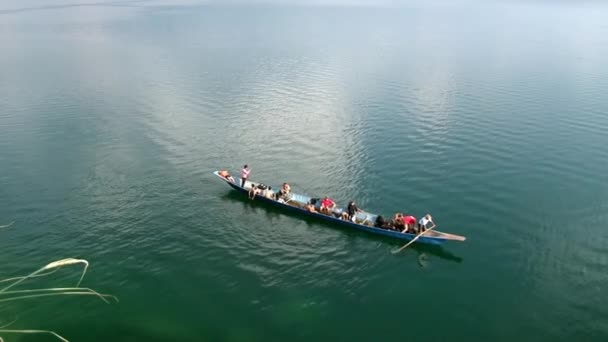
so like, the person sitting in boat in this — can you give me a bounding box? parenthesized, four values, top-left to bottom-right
(375, 215, 386, 228)
(249, 184, 263, 199)
(264, 186, 274, 199)
(404, 215, 417, 233)
(418, 214, 435, 232)
(347, 201, 362, 221)
(257, 183, 268, 197)
(275, 183, 291, 201)
(338, 210, 349, 220)
(305, 202, 317, 213)
(393, 213, 405, 231)
(320, 197, 336, 215)
(218, 170, 235, 183)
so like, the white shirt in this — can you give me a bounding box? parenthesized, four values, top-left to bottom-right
(419, 217, 431, 227)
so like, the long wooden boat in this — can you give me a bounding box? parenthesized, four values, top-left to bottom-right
(214, 171, 466, 246)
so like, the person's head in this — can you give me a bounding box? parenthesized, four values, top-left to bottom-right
(268, 186, 272, 190)
(349, 201, 354, 206)
(426, 214, 433, 220)
(244, 164, 248, 169)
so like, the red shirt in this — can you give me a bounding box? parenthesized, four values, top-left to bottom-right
(404, 216, 416, 225)
(321, 198, 335, 207)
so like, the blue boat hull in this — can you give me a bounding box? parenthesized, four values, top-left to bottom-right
(221, 177, 448, 245)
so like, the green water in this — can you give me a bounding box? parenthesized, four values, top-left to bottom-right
(1, 1, 607, 341)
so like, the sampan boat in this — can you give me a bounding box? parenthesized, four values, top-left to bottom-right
(214, 171, 466, 246)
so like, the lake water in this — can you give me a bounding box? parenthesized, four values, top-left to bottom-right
(1, 1, 607, 341)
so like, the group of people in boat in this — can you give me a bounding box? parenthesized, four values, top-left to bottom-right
(374, 213, 435, 234)
(304, 198, 362, 220)
(247, 182, 274, 199)
(218, 166, 436, 235)
(302, 197, 434, 234)
(246, 182, 292, 201)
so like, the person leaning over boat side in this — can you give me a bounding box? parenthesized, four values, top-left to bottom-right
(404, 215, 417, 233)
(240, 164, 250, 188)
(249, 184, 261, 199)
(418, 214, 435, 232)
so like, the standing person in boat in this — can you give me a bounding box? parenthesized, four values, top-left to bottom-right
(240, 164, 250, 188)
(347, 201, 362, 221)
(418, 214, 435, 232)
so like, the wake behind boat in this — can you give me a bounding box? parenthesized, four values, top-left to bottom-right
(213, 170, 466, 246)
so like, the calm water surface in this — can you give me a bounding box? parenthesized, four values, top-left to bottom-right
(1, 1, 607, 341)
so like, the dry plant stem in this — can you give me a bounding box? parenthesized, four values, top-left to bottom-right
(0, 317, 18, 329)
(0, 222, 14, 229)
(0, 258, 89, 294)
(0, 269, 59, 284)
(0, 287, 118, 303)
(0, 258, 116, 342)
(0, 329, 68, 342)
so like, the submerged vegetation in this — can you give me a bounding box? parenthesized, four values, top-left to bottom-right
(0, 227, 117, 342)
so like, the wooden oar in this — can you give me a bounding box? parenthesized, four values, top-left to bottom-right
(391, 225, 436, 254)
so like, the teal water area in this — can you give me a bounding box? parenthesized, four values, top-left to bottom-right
(1, 1, 607, 341)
